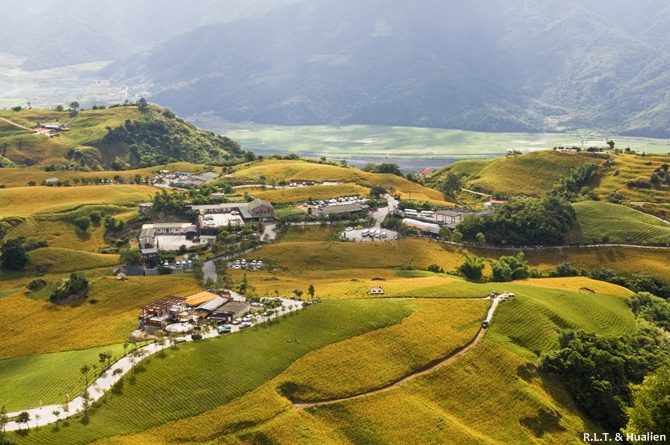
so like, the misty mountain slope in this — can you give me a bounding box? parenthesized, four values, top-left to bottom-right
(0, 0, 298, 70)
(105, 0, 670, 135)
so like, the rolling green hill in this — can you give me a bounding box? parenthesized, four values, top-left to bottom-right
(0, 104, 248, 169)
(568, 200, 670, 245)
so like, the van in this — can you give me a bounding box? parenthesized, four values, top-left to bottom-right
(361, 229, 369, 236)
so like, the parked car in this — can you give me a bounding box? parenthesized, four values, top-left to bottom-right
(482, 321, 489, 328)
(240, 322, 252, 328)
(218, 326, 232, 334)
(174, 338, 187, 344)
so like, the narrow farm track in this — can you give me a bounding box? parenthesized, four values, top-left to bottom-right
(293, 296, 501, 409)
(0, 116, 32, 131)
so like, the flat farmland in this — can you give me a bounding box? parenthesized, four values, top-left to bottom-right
(190, 119, 670, 167)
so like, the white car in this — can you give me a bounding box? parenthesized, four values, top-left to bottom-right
(257, 261, 263, 268)
(346, 227, 353, 231)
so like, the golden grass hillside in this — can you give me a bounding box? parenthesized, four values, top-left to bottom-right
(92, 338, 602, 445)
(0, 107, 141, 168)
(275, 298, 488, 401)
(0, 163, 214, 188)
(27, 247, 119, 273)
(0, 274, 202, 359)
(482, 246, 670, 281)
(466, 150, 605, 195)
(245, 238, 464, 274)
(248, 183, 370, 204)
(0, 185, 155, 217)
(228, 160, 452, 204)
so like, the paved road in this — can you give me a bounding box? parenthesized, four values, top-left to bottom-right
(293, 296, 501, 409)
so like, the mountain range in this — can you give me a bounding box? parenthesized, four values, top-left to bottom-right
(6, 0, 670, 136)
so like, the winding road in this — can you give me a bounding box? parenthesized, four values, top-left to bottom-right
(293, 296, 501, 409)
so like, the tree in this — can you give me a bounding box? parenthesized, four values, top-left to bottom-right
(293, 289, 304, 299)
(439, 226, 451, 240)
(458, 253, 485, 281)
(307, 284, 315, 299)
(16, 411, 29, 429)
(69, 101, 80, 112)
(624, 366, 670, 442)
(440, 172, 461, 197)
(369, 184, 387, 198)
(80, 364, 90, 387)
(451, 230, 463, 243)
(74, 216, 91, 231)
(489, 252, 529, 282)
(607, 140, 615, 150)
(0, 406, 7, 433)
(476, 232, 486, 243)
(0, 238, 29, 270)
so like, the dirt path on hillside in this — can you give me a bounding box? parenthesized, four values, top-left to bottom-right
(0, 116, 32, 131)
(293, 297, 501, 409)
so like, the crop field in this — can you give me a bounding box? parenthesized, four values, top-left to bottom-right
(96, 339, 601, 445)
(248, 183, 370, 204)
(227, 160, 452, 204)
(487, 286, 636, 359)
(482, 245, 670, 281)
(519, 276, 632, 297)
(0, 185, 155, 218)
(464, 150, 605, 195)
(274, 299, 488, 401)
(568, 201, 670, 244)
(191, 119, 670, 162)
(0, 163, 214, 188)
(11, 299, 412, 445)
(27, 248, 119, 273)
(0, 275, 203, 360)
(237, 238, 465, 274)
(277, 226, 334, 242)
(0, 343, 125, 412)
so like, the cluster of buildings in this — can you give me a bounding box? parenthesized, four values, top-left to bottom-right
(34, 121, 68, 136)
(139, 291, 251, 334)
(138, 199, 274, 257)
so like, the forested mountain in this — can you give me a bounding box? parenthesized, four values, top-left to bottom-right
(103, 0, 670, 136)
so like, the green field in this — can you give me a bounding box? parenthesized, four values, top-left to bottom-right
(568, 201, 670, 245)
(13, 299, 411, 445)
(91, 280, 634, 445)
(0, 344, 125, 412)
(488, 285, 637, 359)
(190, 119, 670, 165)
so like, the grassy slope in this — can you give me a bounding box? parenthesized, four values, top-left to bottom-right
(0, 107, 140, 168)
(0, 343, 125, 412)
(0, 185, 155, 218)
(14, 299, 412, 445)
(248, 183, 370, 204)
(274, 299, 489, 401)
(489, 246, 670, 281)
(568, 200, 670, 244)
(0, 275, 203, 359)
(464, 151, 602, 195)
(227, 160, 452, 204)
(92, 282, 634, 445)
(0, 162, 215, 188)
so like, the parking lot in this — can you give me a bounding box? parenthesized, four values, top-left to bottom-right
(228, 258, 264, 270)
(341, 227, 398, 242)
(155, 235, 208, 250)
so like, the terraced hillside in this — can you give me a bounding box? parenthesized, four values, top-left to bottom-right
(226, 159, 451, 204)
(76, 280, 635, 445)
(568, 201, 670, 245)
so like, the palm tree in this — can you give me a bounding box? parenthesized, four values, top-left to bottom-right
(16, 411, 30, 430)
(458, 252, 485, 281)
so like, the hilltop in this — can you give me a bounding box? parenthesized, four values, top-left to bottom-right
(0, 103, 248, 170)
